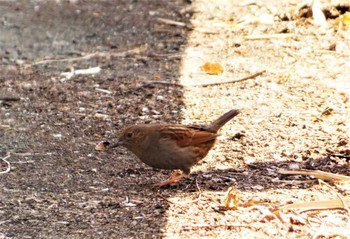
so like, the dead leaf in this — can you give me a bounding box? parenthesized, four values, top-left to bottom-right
(273, 210, 307, 225)
(336, 12, 350, 28)
(201, 62, 224, 75)
(340, 12, 350, 26)
(343, 12, 350, 26)
(260, 213, 276, 223)
(223, 187, 269, 210)
(223, 187, 240, 209)
(95, 141, 110, 151)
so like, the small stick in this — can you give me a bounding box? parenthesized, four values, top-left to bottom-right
(329, 154, 350, 160)
(148, 52, 182, 59)
(183, 223, 255, 230)
(33, 52, 98, 65)
(32, 47, 145, 65)
(0, 96, 20, 101)
(157, 17, 188, 27)
(314, 50, 350, 56)
(143, 70, 265, 88)
(0, 154, 11, 174)
(245, 33, 294, 40)
(157, 194, 175, 204)
(193, 177, 202, 202)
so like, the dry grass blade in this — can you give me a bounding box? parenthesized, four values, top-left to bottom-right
(157, 17, 188, 27)
(312, 0, 327, 27)
(278, 169, 350, 182)
(278, 198, 350, 211)
(319, 179, 350, 214)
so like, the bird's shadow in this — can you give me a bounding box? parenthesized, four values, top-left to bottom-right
(122, 155, 349, 194)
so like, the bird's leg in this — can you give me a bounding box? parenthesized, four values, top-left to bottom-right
(153, 170, 188, 187)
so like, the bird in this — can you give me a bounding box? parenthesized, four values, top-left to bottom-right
(109, 109, 240, 187)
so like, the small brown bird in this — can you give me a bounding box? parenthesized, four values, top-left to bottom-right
(110, 109, 240, 186)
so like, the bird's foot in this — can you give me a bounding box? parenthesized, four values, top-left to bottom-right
(153, 170, 187, 187)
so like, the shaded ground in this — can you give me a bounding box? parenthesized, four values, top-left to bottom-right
(1, 0, 350, 238)
(1, 1, 188, 238)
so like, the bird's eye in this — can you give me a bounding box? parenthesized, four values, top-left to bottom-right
(126, 132, 133, 138)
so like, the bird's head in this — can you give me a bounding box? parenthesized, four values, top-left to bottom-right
(110, 125, 148, 154)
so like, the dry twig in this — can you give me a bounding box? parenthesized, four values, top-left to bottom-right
(157, 17, 188, 28)
(143, 70, 265, 88)
(31, 47, 146, 65)
(182, 223, 254, 230)
(0, 96, 20, 101)
(157, 194, 175, 204)
(245, 33, 294, 40)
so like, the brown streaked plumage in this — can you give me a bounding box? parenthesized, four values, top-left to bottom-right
(111, 109, 240, 187)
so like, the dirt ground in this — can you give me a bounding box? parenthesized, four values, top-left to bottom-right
(0, 0, 350, 238)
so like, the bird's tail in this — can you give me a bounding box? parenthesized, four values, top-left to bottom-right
(207, 109, 240, 132)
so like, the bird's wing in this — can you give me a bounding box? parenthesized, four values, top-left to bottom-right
(159, 125, 218, 147)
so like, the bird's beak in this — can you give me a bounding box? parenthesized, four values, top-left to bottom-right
(109, 141, 124, 149)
